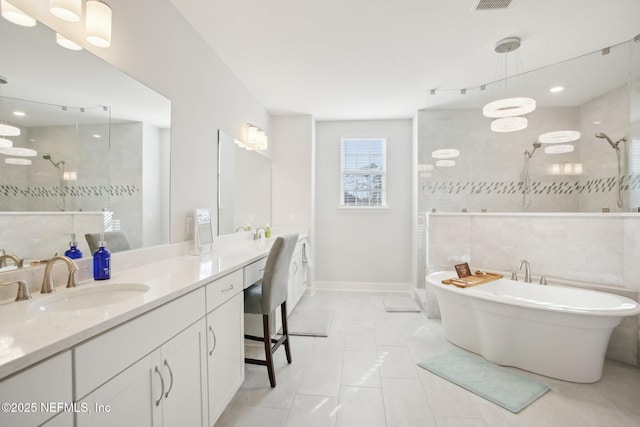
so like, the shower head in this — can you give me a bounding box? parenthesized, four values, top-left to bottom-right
(525, 141, 542, 159)
(42, 153, 65, 168)
(595, 132, 626, 149)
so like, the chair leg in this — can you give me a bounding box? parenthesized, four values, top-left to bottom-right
(262, 314, 276, 387)
(281, 301, 292, 364)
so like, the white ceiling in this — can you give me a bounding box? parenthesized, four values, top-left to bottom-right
(169, 0, 640, 120)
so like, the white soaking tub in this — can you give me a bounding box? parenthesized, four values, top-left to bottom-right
(427, 271, 640, 383)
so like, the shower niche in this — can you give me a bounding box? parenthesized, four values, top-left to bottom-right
(0, 98, 112, 213)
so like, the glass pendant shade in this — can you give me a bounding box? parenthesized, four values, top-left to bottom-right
(544, 144, 574, 154)
(0, 123, 21, 136)
(1, 0, 36, 27)
(538, 130, 581, 143)
(86, 1, 112, 48)
(5, 157, 31, 165)
(490, 116, 527, 132)
(0, 137, 12, 148)
(56, 33, 83, 50)
(483, 97, 536, 118)
(49, 0, 82, 22)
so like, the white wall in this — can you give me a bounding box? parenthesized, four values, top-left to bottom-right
(13, 0, 271, 243)
(271, 115, 314, 230)
(315, 120, 413, 289)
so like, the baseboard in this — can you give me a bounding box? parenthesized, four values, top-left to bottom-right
(312, 281, 413, 293)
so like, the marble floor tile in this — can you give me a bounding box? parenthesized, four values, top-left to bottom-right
(341, 351, 381, 387)
(285, 394, 339, 427)
(336, 386, 386, 427)
(381, 377, 438, 426)
(215, 291, 640, 427)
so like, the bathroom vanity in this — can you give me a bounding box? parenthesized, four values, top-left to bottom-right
(0, 234, 308, 426)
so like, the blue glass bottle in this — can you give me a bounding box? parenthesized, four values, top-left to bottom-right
(64, 233, 84, 260)
(93, 234, 111, 280)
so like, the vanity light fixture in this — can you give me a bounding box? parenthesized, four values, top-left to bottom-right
(5, 157, 31, 165)
(538, 130, 580, 144)
(551, 162, 582, 175)
(544, 144, 574, 154)
(0, 137, 12, 148)
(418, 164, 435, 172)
(431, 148, 460, 159)
(63, 171, 77, 181)
(56, 33, 83, 51)
(435, 160, 456, 167)
(86, 0, 112, 48)
(0, 0, 36, 27)
(49, 0, 81, 22)
(483, 37, 536, 132)
(245, 124, 268, 150)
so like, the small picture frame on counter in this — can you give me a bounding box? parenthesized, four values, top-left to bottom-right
(455, 262, 471, 278)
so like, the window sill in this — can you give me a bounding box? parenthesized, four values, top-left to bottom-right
(336, 206, 391, 213)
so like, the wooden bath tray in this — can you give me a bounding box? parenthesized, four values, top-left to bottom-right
(442, 272, 503, 288)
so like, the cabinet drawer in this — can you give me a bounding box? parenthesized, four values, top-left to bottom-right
(243, 257, 267, 289)
(206, 269, 243, 312)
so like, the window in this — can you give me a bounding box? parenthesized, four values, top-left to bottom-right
(340, 138, 387, 207)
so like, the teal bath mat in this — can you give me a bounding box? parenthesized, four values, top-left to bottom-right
(418, 348, 550, 413)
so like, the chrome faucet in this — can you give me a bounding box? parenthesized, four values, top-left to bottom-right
(519, 260, 531, 283)
(236, 226, 250, 232)
(0, 253, 24, 268)
(41, 256, 80, 294)
(254, 227, 266, 240)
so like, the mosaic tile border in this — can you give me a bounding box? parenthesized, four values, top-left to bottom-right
(0, 184, 140, 198)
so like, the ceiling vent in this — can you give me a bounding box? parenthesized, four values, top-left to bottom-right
(471, 0, 513, 11)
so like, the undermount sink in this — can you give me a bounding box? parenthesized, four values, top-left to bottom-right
(33, 283, 150, 312)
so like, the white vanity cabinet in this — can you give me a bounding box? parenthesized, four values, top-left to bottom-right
(0, 351, 72, 427)
(75, 288, 208, 426)
(205, 270, 244, 426)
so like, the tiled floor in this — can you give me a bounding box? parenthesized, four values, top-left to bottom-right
(215, 291, 640, 427)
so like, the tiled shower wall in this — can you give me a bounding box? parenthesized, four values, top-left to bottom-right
(423, 212, 640, 366)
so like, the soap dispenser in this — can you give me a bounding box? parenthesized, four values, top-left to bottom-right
(92, 234, 111, 280)
(64, 233, 83, 260)
(265, 223, 271, 238)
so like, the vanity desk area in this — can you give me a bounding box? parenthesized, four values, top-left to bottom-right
(0, 232, 309, 427)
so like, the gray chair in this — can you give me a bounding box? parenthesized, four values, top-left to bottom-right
(244, 233, 298, 387)
(85, 231, 132, 254)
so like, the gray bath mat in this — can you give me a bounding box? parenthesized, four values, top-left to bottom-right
(286, 308, 332, 337)
(418, 348, 550, 413)
(383, 296, 421, 312)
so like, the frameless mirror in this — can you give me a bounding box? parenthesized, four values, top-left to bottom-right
(419, 36, 639, 213)
(0, 17, 171, 262)
(217, 130, 271, 235)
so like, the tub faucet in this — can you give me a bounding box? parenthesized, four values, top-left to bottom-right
(0, 253, 24, 268)
(254, 227, 266, 240)
(519, 260, 531, 283)
(41, 256, 80, 294)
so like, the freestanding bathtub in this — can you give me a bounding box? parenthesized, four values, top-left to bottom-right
(427, 271, 640, 383)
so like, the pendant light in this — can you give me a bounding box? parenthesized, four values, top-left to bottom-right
(56, 33, 83, 50)
(0, 0, 36, 27)
(538, 130, 580, 144)
(49, 0, 82, 22)
(483, 37, 535, 132)
(86, 0, 112, 48)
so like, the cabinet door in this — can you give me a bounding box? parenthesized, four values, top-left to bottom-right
(207, 292, 244, 426)
(160, 319, 208, 427)
(77, 352, 160, 427)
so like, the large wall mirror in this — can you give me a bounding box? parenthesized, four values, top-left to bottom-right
(0, 17, 171, 262)
(419, 36, 640, 213)
(217, 130, 271, 235)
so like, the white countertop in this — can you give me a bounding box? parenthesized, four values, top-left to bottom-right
(0, 238, 278, 380)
